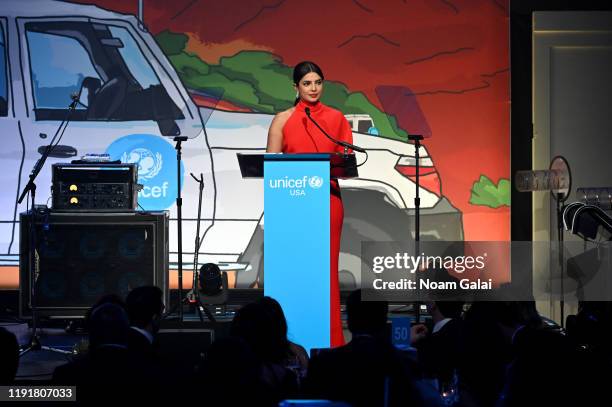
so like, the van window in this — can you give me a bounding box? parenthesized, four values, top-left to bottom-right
(27, 31, 100, 110)
(25, 21, 183, 122)
(0, 22, 7, 116)
(108, 26, 158, 90)
(358, 120, 373, 134)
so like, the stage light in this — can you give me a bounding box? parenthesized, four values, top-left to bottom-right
(198, 263, 223, 296)
(191, 263, 229, 323)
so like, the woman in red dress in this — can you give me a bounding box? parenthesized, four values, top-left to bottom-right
(267, 61, 353, 347)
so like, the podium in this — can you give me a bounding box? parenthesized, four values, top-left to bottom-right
(238, 153, 357, 352)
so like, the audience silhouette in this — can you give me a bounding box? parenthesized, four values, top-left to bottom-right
(0, 327, 19, 384)
(125, 286, 164, 361)
(306, 289, 429, 406)
(52, 296, 164, 402)
(0, 284, 604, 406)
(416, 301, 465, 394)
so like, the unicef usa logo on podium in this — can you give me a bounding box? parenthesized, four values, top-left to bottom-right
(106, 134, 184, 210)
(308, 176, 323, 189)
(269, 175, 324, 197)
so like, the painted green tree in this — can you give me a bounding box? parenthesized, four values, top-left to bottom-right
(469, 176, 510, 208)
(156, 30, 408, 141)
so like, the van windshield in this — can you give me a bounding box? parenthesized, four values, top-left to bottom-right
(25, 21, 183, 122)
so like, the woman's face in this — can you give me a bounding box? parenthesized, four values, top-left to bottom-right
(294, 72, 323, 104)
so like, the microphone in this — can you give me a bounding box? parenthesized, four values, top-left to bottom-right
(69, 92, 87, 109)
(305, 107, 366, 153)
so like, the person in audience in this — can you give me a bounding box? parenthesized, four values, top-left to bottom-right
(497, 300, 604, 407)
(54, 302, 128, 389)
(199, 336, 266, 405)
(230, 301, 300, 403)
(0, 327, 19, 384)
(416, 301, 465, 391)
(460, 301, 514, 406)
(566, 301, 612, 358)
(563, 301, 612, 407)
(258, 296, 309, 378)
(125, 286, 164, 360)
(65, 293, 127, 335)
(53, 301, 163, 402)
(83, 293, 126, 326)
(514, 300, 545, 330)
(306, 289, 431, 406)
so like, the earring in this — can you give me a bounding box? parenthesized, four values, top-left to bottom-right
(295, 91, 299, 98)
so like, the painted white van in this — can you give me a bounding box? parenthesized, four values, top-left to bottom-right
(0, 0, 462, 288)
(344, 114, 378, 135)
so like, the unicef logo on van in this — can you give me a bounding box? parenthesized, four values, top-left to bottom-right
(106, 134, 184, 210)
(121, 148, 163, 180)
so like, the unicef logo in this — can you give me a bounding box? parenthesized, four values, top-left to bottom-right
(121, 148, 162, 180)
(309, 176, 323, 189)
(106, 134, 184, 210)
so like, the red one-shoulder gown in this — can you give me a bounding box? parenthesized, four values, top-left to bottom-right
(282, 99, 353, 347)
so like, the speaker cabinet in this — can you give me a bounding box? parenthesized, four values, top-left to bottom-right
(19, 211, 168, 318)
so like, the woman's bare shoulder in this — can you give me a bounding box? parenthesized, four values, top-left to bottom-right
(271, 107, 295, 126)
(267, 107, 294, 152)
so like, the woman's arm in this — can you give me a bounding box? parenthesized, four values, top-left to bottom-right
(267, 110, 292, 152)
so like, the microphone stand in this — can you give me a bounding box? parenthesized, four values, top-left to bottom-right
(173, 136, 188, 322)
(18, 96, 78, 357)
(408, 135, 424, 323)
(556, 193, 565, 327)
(188, 172, 216, 324)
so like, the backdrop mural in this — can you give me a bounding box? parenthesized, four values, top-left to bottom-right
(0, 0, 509, 290)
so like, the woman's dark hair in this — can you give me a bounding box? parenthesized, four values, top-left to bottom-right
(293, 61, 324, 105)
(346, 289, 388, 335)
(0, 327, 19, 383)
(126, 286, 164, 329)
(84, 293, 126, 331)
(258, 296, 289, 343)
(230, 298, 292, 363)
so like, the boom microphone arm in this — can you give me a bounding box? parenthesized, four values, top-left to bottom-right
(304, 107, 366, 154)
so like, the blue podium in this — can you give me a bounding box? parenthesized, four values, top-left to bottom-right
(238, 153, 357, 352)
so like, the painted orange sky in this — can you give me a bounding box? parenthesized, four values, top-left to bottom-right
(78, 0, 511, 241)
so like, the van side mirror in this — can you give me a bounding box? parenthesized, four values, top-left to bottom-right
(157, 119, 180, 137)
(151, 84, 180, 137)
